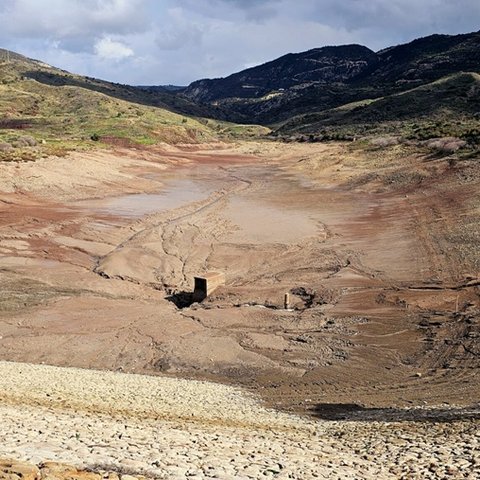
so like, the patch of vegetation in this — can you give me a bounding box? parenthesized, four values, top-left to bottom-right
(210, 121, 271, 138)
(0, 277, 80, 314)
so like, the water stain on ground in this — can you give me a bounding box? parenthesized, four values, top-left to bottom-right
(72, 178, 217, 218)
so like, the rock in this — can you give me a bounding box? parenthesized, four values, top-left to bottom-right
(0, 460, 40, 480)
(38, 462, 102, 480)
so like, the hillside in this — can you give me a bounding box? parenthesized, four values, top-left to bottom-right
(0, 49, 268, 162)
(277, 72, 480, 139)
(0, 48, 224, 120)
(179, 31, 480, 132)
(369, 31, 480, 90)
(2, 31, 479, 151)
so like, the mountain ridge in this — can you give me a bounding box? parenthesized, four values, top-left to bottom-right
(1, 29, 480, 142)
(184, 44, 378, 103)
(179, 30, 480, 130)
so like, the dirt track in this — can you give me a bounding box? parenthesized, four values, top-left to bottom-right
(0, 141, 479, 415)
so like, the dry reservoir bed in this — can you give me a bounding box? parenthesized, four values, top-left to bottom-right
(0, 141, 479, 476)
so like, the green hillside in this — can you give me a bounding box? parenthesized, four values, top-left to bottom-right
(0, 51, 268, 162)
(275, 72, 480, 143)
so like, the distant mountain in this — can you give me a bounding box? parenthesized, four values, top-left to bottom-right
(277, 72, 480, 136)
(368, 31, 480, 90)
(2, 30, 480, 144)
(178, 31, 480, 130)
(184, 44, 378, 103)
(136, 85, 187, 93)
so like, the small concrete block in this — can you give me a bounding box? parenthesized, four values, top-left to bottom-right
(193, 271, 226, 301)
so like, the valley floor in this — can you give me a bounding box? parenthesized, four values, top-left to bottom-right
(0, 140, 479, 477)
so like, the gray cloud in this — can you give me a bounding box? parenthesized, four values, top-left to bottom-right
(1, 0, 479, 85)
(207, 0, 280, 21)
(155, 7, 204, 51)
(168, 0, 280, 24)
(285, 0, 480, 45)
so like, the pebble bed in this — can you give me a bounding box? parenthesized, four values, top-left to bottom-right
(0, 361, 478, 479)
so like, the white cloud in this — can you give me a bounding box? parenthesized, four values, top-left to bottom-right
(94, 37, 134, 60)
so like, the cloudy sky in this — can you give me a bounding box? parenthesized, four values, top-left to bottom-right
(1, 0, 479, 85)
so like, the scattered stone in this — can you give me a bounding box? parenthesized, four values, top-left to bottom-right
(0, 460, 40, 480)
(0, 362, 478, 480)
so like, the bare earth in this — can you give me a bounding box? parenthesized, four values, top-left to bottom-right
(0, 141, 479, 478)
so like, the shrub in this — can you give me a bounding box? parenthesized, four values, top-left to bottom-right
(370, 136, 399, 148)
(90, 133, 100, 141)
(0, 142, 13, 152)
(426, 137, 466, 154)
(11, 135, 37, 148)
(462, 129, 480, 146)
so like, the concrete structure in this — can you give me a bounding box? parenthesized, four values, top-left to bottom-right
(284, 293, 290, 309)
(193, 271, 226, 302)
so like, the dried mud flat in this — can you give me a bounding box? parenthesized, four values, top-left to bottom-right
(0, 141, 479, 477)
